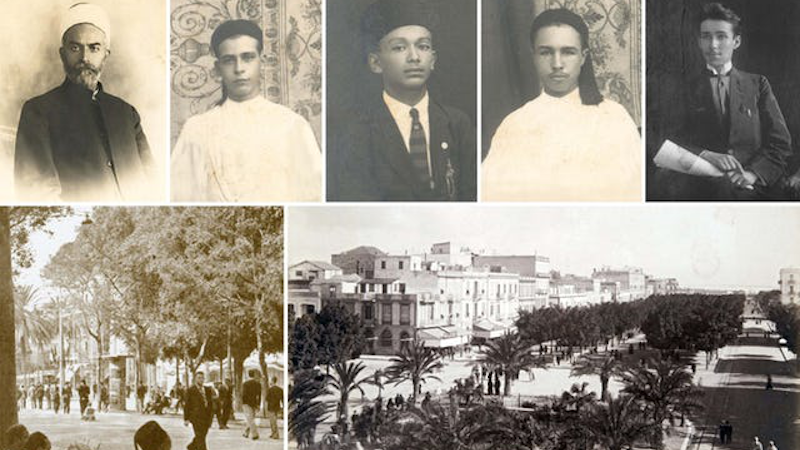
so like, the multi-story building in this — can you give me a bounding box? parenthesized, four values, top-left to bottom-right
(331, 246, 387, 278)
(549, 274, 600, 307)
(289, 260, 343, 282)
(779, 268, 800, 305)
(319, 244, 521, 355)
(645, 277, 680, 296)
(592, 267, 646, 302)
(472, 254, 550, 311)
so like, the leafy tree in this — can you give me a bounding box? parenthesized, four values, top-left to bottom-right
(384, 340, 444, 405)
(316, 302, 366, 367)
(289, 313, 321, 372)
(478, 332, 547, 396)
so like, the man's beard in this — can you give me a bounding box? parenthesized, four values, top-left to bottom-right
(64, 61, 103, 90)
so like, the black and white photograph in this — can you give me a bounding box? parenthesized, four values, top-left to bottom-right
(481, 0, 642, 202)
(0, 207, 285, 449)
(646, 0, 800, 201)
(0, 1, 167, 203)
(288, 205, 800, 449)
(169, 0, 323, 203)
(325, 0, 477, 202)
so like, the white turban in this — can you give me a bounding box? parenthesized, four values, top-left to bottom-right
(60, 3, 111, 47)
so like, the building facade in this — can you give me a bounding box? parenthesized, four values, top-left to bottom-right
(779, 268, 800, 305)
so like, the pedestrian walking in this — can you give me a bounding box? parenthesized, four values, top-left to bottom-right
(62, 383, 72, 414)
(52, 388, 60, 414)
(217, 379, 233, 429)
(137, 383, 147, 412)
(184, 372, 215, 450)
(718, 421, 726, 444)
(724, 420, 733, 443)
(266, 376, 283, 439)
(100, 383, 110, 411)
(767, 441, 778, 450)
(753, 436, 764, 450)
(766, 374, 774, 390)
(242, 370, 262, 440)
(77, 380, 90, 415)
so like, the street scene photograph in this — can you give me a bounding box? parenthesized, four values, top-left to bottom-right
(0, 206, 285, 450)
(287, 205, 800, 450)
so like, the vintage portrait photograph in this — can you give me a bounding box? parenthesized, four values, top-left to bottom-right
(0, 207, 285, 449)
(169, 0, 322, 203)
(325, 0, 478, 202)
(287, 205, 800, 450)
(481, 0, 642, 202)
(0, 1, 167, 203)
(646, 0, 800, 201)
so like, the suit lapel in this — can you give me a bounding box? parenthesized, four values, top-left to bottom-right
(372, 100, 425, 196)
(428, 100, 455, 198)
(728, 69, 747, 143)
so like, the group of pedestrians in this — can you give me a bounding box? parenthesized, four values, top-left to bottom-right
(717, 421, 780, 450)
(17, 380, 101, 418)
(182, 370, 283, 450)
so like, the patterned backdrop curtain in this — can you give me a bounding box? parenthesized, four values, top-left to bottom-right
(482, 0, 640, 157)
(170, 0, 322, 147)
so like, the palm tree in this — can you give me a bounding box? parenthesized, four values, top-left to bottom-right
(619, 357, 703, 449)
(326, 360, 371, 440)
(559, 382, 597, 414)
(14, 286, 55, 382)
(478, 332, 547, 396)
(384, 340, 443, 405)
(571, 354, 619, 401)
(289, 368, 331, 449)
(582, 394, 659, 450)
(619, 357, 703, 423)
(379, 400, 489, 450)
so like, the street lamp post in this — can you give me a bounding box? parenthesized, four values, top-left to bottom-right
(58, 297, 65, 405)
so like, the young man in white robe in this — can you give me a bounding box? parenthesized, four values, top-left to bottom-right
(171, 19, 321, 202)
(482, 8, 641, 202)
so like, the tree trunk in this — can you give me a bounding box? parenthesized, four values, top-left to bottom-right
(504, 372, 512, 396)
(233, 354, 244, 412)
(0, 208, 18, 432)
(257, 320, 269, 417)
(601, 375, 609, 401)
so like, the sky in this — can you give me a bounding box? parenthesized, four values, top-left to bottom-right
(287, 205, 800, 291)
(15, 208, 88, 304)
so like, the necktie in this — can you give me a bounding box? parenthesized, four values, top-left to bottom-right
(409, 108, 433, 189)
(717, 75, 727, 118)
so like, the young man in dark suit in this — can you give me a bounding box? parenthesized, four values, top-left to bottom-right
(327, 0, 476, 201)
(654, 2, 791, 200)
(183, 372, 215, 450)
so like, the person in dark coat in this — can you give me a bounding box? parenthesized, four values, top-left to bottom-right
(327, 0, 476, 201)
(217, 379, 233, 429)
(652, 2, 792, 200)
(13, 3, 156, 202)
(77, 380, 90, 415)
(183, 372, 215, 450)
(242, 370, 262, 440)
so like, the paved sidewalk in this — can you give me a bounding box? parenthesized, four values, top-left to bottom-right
(18, 408, 283, 450)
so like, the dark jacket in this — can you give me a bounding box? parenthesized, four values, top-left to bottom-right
(242, 379, 262, 409)
(327, 96, 476, 201)
(14, 79, 155, 201)
(676, 68, 791, 186)
(184, 384, 215, 426)
(266, 385, 283, 413)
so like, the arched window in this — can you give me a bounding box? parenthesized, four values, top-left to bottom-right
(380, 328, 393, 347)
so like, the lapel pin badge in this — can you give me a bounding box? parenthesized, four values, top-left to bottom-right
(747, 108, 752, 117)
(441, 141, 449, 150)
